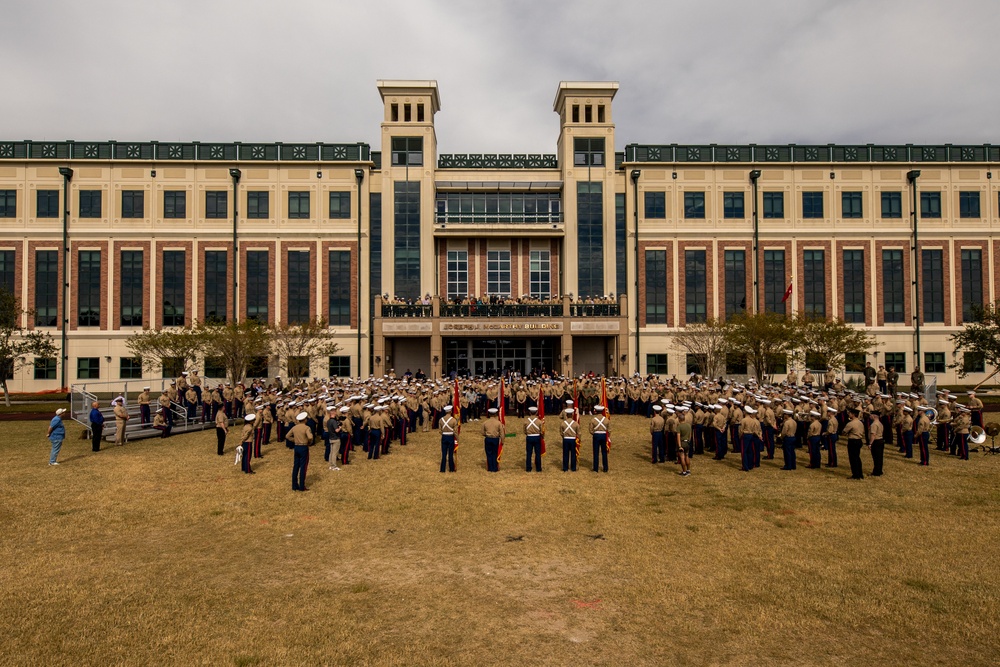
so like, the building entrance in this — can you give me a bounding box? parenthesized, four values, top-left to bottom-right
(444, 337, 557, 377)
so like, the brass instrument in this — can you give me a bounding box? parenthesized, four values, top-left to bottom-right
(969, 425, 987, 445)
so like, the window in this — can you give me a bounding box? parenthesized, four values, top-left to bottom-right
(287, 250, 311, 324)
(246, 250, 269, 322)
(204, 251, 227, 323)
(961, 249, 983, 322)
(763, 192, 784, 219)
(247, 191, 269, 218)
(766, 353, 787, 375)
(37, 190, 59, 218)
(686, 354, 706, 375)
(369, 193, 382, 303)
(646, 354, 668, 375)
(121, 190, 144, 219)
(204, 356, 226, 379)
(35, 250, 58, 326)
(723, 192, 744, 219)
(724, 250, 746, 317)
(487, 250, 511, 296)
(162, 357, 184, 379)
(120, 250, 143, 327)
(79, 190, 102, 218)
(163, 190, 186, 218)
(685, 249, 707, 323)
(577, 182, 604, 297)
(805, 352, 828, 372)
(959, 191, 980, 219)
(0, 190, 16, 217)
(644, 192, 665, 218)
(884, 352, 905, 374)
(34, 357, 57, 380)
(684, 192, 705, 219)
(922, 249, 944, 323)
(881, 191, 902, 218)
(328, 250, 351, 326)
(120, 357, 143, 379)
(842, 191, 863, 218)
(615, 193, 626, 296)
(529, 250, 551, 299)
(573, 137, 605, 166)
(288, 192, 310, 219)
(77, 250, 101, 327)
(843, 250, 865, 323)
(435, 192, 562, 223)
(206, 191, 228, 219)
(920, 191, 941, 218)
(77, 357, 100, 379)
(329, 192, 351, 219)
(963, 351, 985, 374)
(446, 250, 468, 300)
(924, 352, 945, 374)
(329, 356, 351, 377)
(763, 249, 786, 315)
(803, 249, 825, 317)
(391, 137, 423, 166)
(882, 249, 905, 323)
(645, 250, 667, 324)
(247, 356, 269, 378)
(844, 353, 866, 373)
(0, 249, 14, 295)
(726, 353, 748, 375)
(802, 191, 824, 218)
(162, 250, 186, 327)
(394, 181, 421, 301)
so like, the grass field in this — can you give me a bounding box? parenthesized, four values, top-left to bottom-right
(2, 416, 999, 666)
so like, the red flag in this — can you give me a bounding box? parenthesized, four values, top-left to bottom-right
(537, 383, 546, 456)
(601, 377, 611, 452)
(497, 376, 506, 461)
(781, 282, 793, 303)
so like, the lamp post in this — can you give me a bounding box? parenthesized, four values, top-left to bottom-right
(907, 169, 921, 371)
(229, 168, 241, 322)
(630, 168, 641, 375)
(58, 166, 73, 390)
(355, 168, 365, 378)
(749, 169, 761, 314)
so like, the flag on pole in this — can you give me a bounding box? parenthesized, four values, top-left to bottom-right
(781, 282, 794, 303)
(497, 376, 506, 461)
(601, 377, 611, 452)
(537, 383, 546, 455)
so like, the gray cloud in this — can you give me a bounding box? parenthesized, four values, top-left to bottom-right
(2, 0, 998, 153)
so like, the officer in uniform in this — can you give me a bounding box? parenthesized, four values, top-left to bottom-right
(438, 405, 459, 473)
(288, 411, 314, 491)
(780, 409, 798, 470)
(215, 402, 228, 455)
(843, 409, 866, 479)
(482, 407, 503, 472)
(524, 406, 543, 472)
(137, 387, 151, 426)
(739, 406, 762, 472)
(561, 407, 579, 472)
(589, 405, 609, 473)
(239, 414, 255, 474)
(113, 397, 129, 446)
(650, 405, 665, 463)
(868, 411, 885, 476)
(915, 408, 932, 465)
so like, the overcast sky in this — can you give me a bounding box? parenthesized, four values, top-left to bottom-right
(4, 0, 998, 155)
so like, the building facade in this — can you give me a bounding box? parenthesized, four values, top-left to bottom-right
(0, 79, 996, 391)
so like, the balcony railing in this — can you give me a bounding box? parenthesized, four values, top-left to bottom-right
(434, 213, 563, 225)
(441, 303, 564, 318)
(382, 304, 432, 318)
(379, 297, 621, 319)
(570, 303, 620, 317)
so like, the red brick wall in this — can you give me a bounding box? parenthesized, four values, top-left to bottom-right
(0, 244, 24, 326)
(69, 240, 109, 331)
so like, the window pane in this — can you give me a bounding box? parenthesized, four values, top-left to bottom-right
(328, 250, 351, 326)
(77, 250, 101, 327)
(842, 249, 865, 323)
(882, 250, 905, 323)
(287, 250, 311, 324)
(162, 250, 186, 326)
(685, 250, 706, 323)
(645, 250, 666, 324)
(724, 250, 745, 317)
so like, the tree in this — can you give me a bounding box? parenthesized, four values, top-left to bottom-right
(950, 301, 1000, 385)
(269, 318, 341, 381)
(795, 314, 877, 374)
(126, 325, 202, 377)
(0, 286, 58, 405)
(724, 311, 800, 383)
(672, 318, 729, 379)
(196, 320, 272, 386)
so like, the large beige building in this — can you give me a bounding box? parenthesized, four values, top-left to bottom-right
(0, 79, 996, 391)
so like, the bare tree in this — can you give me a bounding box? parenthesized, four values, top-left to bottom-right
(672, 318, 729, 379)
(196, 320, 272, 386)
(125, 325, 202, 377)
(0, 286, 58, 405)
(269, 318, 341, 380)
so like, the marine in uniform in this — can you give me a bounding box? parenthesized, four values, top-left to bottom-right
(589, 405, 609, 473)
(843, 409, 866, 479)
(113, 397, 129, 446)
(482, 408, 503, 472)
(561, 408, 579, 472)
(524, 406, 543, 472)
(439, 405, 458, 473)
(288, 411, 314, 490)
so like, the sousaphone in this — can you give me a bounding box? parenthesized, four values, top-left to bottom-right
(969, 425, 987, 445)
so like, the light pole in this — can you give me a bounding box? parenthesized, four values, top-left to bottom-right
(631, 168, 641, 375)
(749, 169, 761, 314)
(907, 169, 921, 371)
(355, 168, 364, 378)
(229, 168, 241, 322)
(58, 166, 73, 390)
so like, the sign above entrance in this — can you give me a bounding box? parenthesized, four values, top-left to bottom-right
(441, 322, 563, 333)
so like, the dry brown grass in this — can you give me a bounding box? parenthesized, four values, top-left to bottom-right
(2, 416, 1000, 666)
